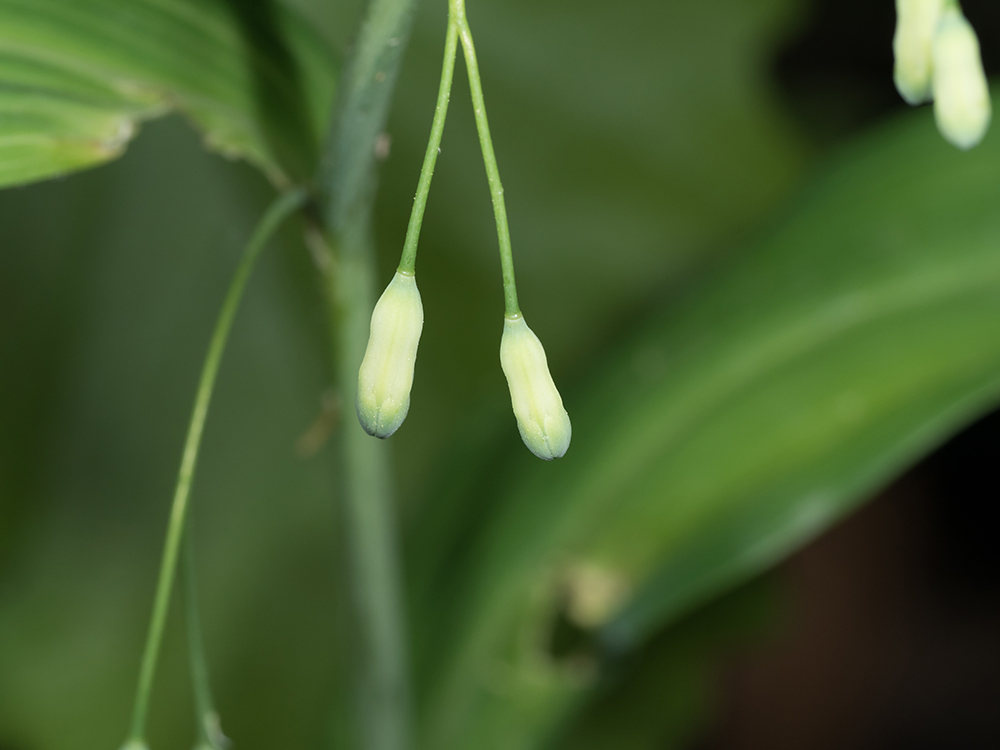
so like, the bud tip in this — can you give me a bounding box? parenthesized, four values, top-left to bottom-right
(356, 271, 424, 438)
(893, 0, 945, 105)
(932, 8, 992, 150)
(500, 315, 571, 460)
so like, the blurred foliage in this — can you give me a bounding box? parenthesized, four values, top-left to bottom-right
(0, 0, 335, 186)
(409, 102, 1000, 749)
(552, 575, 778, 750)
(2, 0, 1000, 750)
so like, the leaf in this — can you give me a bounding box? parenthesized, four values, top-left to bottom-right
(0, 0, 336, 188)
(411, 104, 1000, 749)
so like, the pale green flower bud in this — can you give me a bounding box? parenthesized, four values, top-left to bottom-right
(893, 0, 945, 104)
(500, 315, 571, 460)
(932, 8, 991, 150)
(356, 271, 423, 438)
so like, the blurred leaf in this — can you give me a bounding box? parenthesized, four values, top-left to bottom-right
(411, 103, 1000, 749)
(552, 575, 777, 750)
(0, 0, 336, 188)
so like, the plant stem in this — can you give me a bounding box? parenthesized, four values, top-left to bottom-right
(451, 0, 520, 317)
(125, 188, 306, 747)
(183, 529, 226, 749)
(320, 0, 417, 238)
(334, 273, 410, 750)
(398, 20, 459, 274)
(317, 0, 419, 748)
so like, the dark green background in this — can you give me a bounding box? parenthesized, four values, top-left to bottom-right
(1, 0, 998, 748)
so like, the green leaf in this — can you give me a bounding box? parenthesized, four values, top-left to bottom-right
(0, 0, 336, 188)
(412, 106, 1000, 749)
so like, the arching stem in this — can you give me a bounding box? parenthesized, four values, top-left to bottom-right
(123, 188, 306, 748)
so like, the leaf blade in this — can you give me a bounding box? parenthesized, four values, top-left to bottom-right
(414, 108, 1000, 749)
(0, 0, 336, 187)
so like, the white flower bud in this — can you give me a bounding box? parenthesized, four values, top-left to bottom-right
(356, 271, 423, 438)
(499, 315, 571, 460)
(894, 0, 946, 105)
(932, 8, 992, 150)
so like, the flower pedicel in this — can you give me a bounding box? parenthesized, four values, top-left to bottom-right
(356, 0, 571, 458)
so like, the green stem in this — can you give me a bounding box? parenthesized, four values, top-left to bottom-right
(398, 20, 459, 274)
(451, 0, 520, 317)
(183, 529, 226, 749)
(317, 0, 419, 748)
(320, 0, 417, 239)
(315, 223, 411, 750)
(125, 188, 306, 747)
(333, 261, 410, 750)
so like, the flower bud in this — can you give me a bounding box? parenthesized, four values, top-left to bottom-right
(893, 0, 945, 105)
(932, 8, 991, 150)
(356, 271, 423, 438)
(499, 315, 571, 460)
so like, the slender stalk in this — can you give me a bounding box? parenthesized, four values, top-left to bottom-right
(398, 20, 459, 273)
(183, 530, 227, 750)
(124, 188, 306, 747)
(316, 0, 419, 748)
(451, 0, 520, 317)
